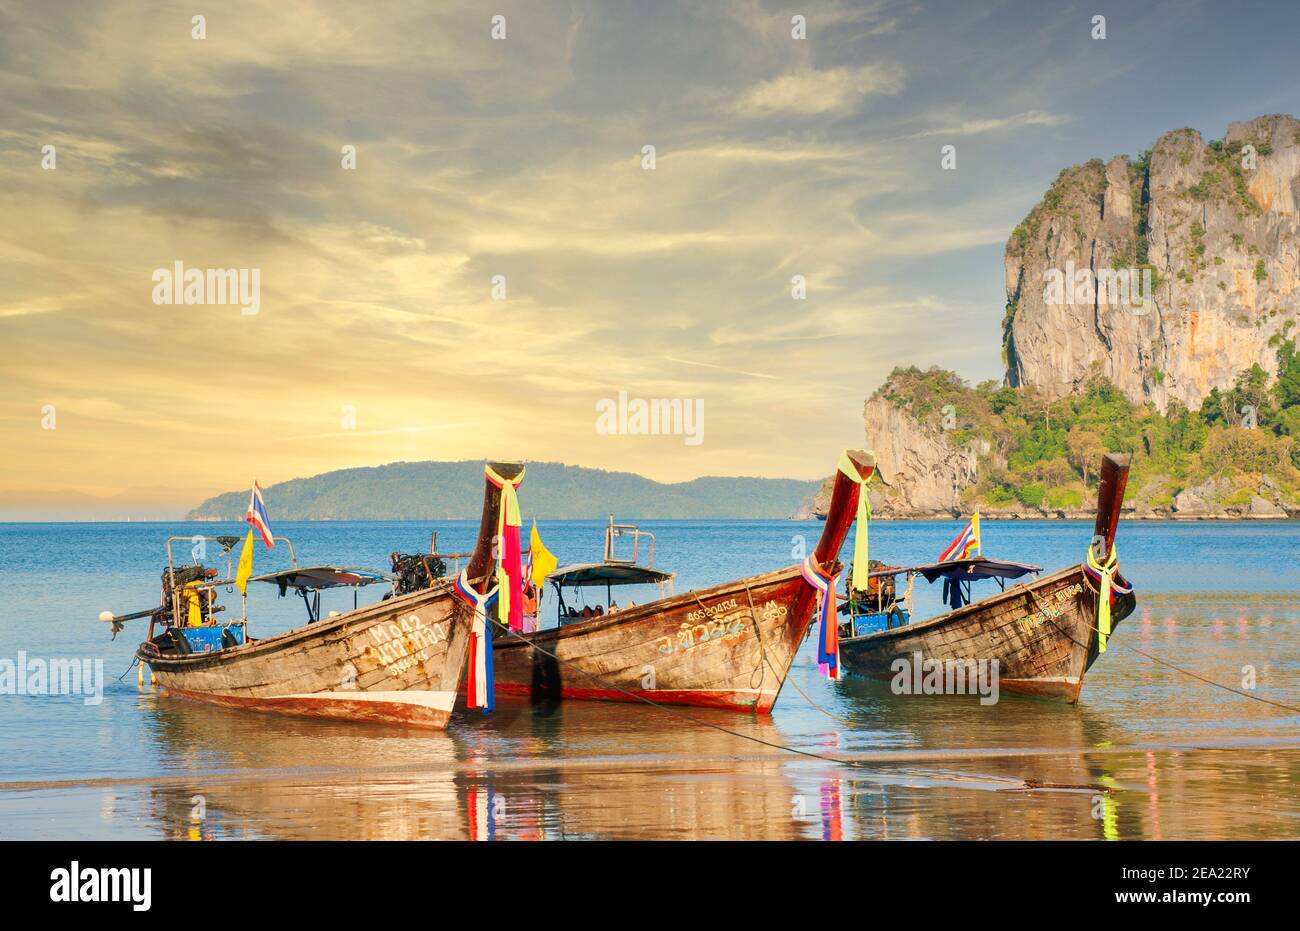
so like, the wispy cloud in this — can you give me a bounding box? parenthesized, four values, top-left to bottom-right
(665, 357, 780, 380)
(901, 109, 1071, 139)
(730, 64, 905, 118)
(4, 0, 1283, 506)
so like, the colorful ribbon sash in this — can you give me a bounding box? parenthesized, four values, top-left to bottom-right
(454, 570, 498, 712)
(835, 450, 872, 593)
(485, 464, 525, 632)
(1083, 543, 1131, 654)
(801, 555, 842, 680)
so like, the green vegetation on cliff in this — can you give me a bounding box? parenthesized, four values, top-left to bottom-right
(877, 338, 1300, 513)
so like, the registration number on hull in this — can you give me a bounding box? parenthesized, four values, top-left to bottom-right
(363, 613, 450, 674)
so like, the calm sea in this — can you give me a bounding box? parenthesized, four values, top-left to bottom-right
(1, 519, 1297, 840)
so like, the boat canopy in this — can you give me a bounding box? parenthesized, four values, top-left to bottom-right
(250, 566, 393, 592)
(870, 556, 1041, 584)
(548, 562, 675, 588)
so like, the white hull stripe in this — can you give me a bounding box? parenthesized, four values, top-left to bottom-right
(279, 689, 457, 712)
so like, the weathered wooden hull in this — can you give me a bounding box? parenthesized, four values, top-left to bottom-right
(837, 565, 1136, 703)
(492, 565, 820, 713)
(140, 582, 471, 729)
(491, 449, 877, 715)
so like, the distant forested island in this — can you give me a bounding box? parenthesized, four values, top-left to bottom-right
(187, 460, 821, 521)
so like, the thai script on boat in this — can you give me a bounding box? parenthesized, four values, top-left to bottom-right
(1017, 582, 1084, 634)
(0, 653, 103, 705)
(657, 601, 786, 655)
(657, 616, 748, 655)
(595, 390, 704, 446)
(363, 613, 450, 676)
(151, 261, 261, 316)
(890, 652, 1000, 706)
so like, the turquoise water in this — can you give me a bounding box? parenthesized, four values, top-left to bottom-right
(1, 519, 1297, 839)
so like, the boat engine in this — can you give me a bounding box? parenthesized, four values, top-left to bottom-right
(389, 552, 447, 595)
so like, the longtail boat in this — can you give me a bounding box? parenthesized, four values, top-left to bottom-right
(100, 461, 524, 729)
(836, 453, 1136, 702)
(490, 449, 877, 713)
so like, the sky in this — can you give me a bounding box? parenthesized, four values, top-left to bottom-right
(2, 0, 1299, 517)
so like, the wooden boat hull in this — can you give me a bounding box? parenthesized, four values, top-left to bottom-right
(492, 565, 819, 714)
(141, 581, 471, 729)
(837, 565, 1135, 702)
(491, 448, 876, 715)
(133, 460, 524, 730)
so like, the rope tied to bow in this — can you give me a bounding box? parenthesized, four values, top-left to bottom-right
(1083, 542, 1132, 654)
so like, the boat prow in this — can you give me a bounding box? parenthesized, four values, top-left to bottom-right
(128, 460, 525, 729)
(491, 449, 877, 713)
(837, 453, 1136, 703)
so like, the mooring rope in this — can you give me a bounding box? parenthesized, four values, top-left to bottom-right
(685, 569, 853, 725)
(776, 663, 856, 726)
(740, 578, 857, 726)
(490, 623, 1110, 794)
(477, 566, 1299, 794)
(496, 620, 874, 770)
(1015, 581, 1300, 715)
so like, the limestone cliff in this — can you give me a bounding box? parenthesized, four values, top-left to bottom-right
(796, 115, 1300, 522)
(792, 396, 978, 519)
(1004, 115, 1300, 411)
(860, 395, 979, 516)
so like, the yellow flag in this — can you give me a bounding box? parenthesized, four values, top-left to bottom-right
(837, 449, 872, 592)
(529, 519, 558, 589)
(236, 528, 256, 595)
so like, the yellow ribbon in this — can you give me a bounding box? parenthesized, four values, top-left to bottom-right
(836, 450, 872, 593)
(484, 463, 525, 624)
(1086, 543, 1118, 653)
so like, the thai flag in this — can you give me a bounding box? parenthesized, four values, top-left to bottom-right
(245, 482, 274, 549)
(937, 514, 978, 563)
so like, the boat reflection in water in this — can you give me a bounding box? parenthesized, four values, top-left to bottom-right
(116, 670, 1300, 841)
(143, 699, 463, 840)
(123, 574, 1300, 841)
(142, 694, 807, 840)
